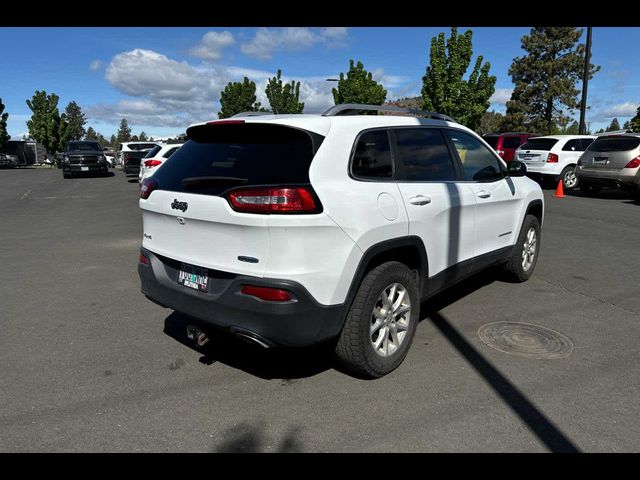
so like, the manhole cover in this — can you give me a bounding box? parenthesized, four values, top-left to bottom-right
(477, 322, 574, 359)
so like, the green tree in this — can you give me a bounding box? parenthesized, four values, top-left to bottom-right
(131, 134, 139, 142)
(332, 60, 387, 107)
(477, 110, 504, 135)
(63, 101, 86, 141)
(26, 90, 64, 154)
(630, 106, 640, 132)
(265, 69, 304, 114)
(606, 117, 621, 131)
(85, 126, 98, 141)
(218, 77, 265, 119)
(138, 131, 148, 141)
(109, 134, 117, 148)
(421, 27, 496, 130)
(0, 98, 10, 149)
(116, 118, 132, 143)
(502, 28, 600, 135)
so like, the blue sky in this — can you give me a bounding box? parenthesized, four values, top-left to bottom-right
(1, 27, 639, 139)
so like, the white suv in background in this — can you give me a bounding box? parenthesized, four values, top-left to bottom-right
(137, 104, 544, 378)
(138, 143, 184, 184)
(116, 141, 160, 166)
(515, 135, 596, 190)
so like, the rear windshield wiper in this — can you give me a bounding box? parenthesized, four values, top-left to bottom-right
(181, 176, 249, 189)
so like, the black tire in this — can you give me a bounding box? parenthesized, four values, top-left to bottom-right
(579, 184, 601, 196)
(502, 214, 541, 283)
(63, 172, 71, 179)
(560, 166, 578, 190)
(335, 261, 420, 378)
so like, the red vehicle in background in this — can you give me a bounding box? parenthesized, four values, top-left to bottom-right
(483, 132, 537, 161)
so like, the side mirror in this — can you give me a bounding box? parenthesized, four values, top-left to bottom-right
(507, 160, 527, 177)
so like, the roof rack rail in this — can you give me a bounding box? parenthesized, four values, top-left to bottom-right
(594, 129, 635, 136)
(231, 111, 273, 118)
(321, 103, 455, 122)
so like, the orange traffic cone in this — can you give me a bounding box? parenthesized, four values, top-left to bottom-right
(553, 179, 565, 198)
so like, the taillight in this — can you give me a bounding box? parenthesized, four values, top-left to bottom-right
(547, 153, 559, 163)
(140, 178, 158, 199)
(241, 285, 292, 302)
(139, 253, 149, 265)
(624, 156, 640, 168)
(144, 159, 162, 168)
(228, 187, 318, 214)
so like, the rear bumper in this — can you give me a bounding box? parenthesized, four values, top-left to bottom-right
(123, 164, 141, 175)
(138, 247, 346, 347)
(576, 168, 640, 188)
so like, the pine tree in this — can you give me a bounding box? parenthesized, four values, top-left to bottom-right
(502, 28, 600, 134)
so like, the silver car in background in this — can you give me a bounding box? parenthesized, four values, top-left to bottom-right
(576, 133, 640, 198)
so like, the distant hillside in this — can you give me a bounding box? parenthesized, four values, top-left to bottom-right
(381, 96, 422, 115)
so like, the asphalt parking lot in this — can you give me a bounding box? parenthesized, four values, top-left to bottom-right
(1, 167, 639, 452)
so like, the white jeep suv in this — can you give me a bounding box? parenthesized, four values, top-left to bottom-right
(138, 105, 544, 378)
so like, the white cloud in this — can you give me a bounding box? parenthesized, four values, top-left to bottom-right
(89, 60, 103, 71)
(598, 102, 639, 119)
(489, 88, 513, 106)
(89, 47, 406, 128)
(240, 27, 349, 59)
(189, 31, 235, 61)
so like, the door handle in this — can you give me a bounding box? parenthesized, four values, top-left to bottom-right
(409, 195, 431, 206)
(477, 190, 491, 199)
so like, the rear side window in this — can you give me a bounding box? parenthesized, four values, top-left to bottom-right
(144, 145, 162, 158)
(520, 138, 559, 151)
(152, 124, 320, 196)
(588, 136, 640, 152)
(351, 130, 393, 179)
(562, 139, 580, 151)
(164, 147, 180, 158)
(503, 136, 523, 149)
(447, 130, 504, 182)
(579, 138, 595, 150)
(394, 128, 456, 181)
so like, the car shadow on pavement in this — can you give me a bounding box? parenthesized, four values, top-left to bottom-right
(419, 269, 581, 453)
(212, 421, 304, 453)
(163, 312, 335, 380)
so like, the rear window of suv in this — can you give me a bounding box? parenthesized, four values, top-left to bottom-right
(503, 136, 523, 149)
(144, 145, 162, 159)
(587, 136, 640, 152)
(152, 123, 322, 196)
(519, 138, 559, 151)
(128, 143, 157, 151)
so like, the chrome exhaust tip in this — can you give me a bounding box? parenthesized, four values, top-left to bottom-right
(186, 325, 210, 347)
(234, 331, 271, 349)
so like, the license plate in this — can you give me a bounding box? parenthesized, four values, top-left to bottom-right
(178, 262, 208, 291)
(594, 157, 608, 162)
(521, 155, 533, 160)
(81, 166, 89, 171)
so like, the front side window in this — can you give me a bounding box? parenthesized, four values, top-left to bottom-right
(447, 130, 504, 182)
(351, 130, 393, 179)
(394, 128, 456, 182)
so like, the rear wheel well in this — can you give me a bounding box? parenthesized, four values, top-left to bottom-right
(359, 243, 427, 295)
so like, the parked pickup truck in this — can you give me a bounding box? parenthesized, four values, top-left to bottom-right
(61, 141, 110, 178)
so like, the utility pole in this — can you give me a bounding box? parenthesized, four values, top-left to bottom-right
(579, 27, 593, 135)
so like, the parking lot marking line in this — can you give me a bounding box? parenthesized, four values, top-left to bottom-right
(20, 189, 31, 200)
